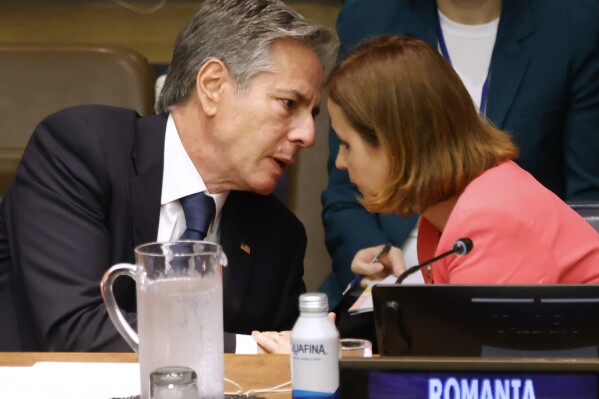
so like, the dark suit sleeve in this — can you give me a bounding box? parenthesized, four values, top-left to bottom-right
(224, 333, 236, 353)
(3, 108, 134, 351)
(320, 0, 417, 310)
(563, 1, 599, 199)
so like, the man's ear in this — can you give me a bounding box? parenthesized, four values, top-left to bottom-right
(195, 58, 229, 116)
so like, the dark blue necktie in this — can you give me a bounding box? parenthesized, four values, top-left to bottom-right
(179, 192, 216, 240)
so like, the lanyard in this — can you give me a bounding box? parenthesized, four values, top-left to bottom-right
(435, 13, 491, 116)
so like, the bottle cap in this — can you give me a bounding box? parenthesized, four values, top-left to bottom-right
(299, 292, 329, 313)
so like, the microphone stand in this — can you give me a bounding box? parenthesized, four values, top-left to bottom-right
(395, 238, 473, 284)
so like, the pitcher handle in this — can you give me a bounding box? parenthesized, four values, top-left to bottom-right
(100, 263, 139, 352)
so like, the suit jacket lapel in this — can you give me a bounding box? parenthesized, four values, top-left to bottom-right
(486, 0, 535, 127)
(130, 113, 168, 247)
(219, 191, 253, 324)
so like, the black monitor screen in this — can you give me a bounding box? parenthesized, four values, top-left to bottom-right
(372, 284, 599, 358)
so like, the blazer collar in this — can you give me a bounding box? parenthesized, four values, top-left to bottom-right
(405, 0, 535, 128)
(403, 0, 438, 48)
(130, 113, 168, 247)
(486, 0, 535, 127)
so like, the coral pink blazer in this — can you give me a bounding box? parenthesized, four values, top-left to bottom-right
(418, 161, 599, 284)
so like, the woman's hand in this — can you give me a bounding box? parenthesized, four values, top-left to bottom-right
(252, 330, 291, 354)
(252, 313, 337, 354)
(351, 244, 406, 287)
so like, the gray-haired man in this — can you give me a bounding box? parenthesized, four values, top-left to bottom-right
(0, 0, 335, 353)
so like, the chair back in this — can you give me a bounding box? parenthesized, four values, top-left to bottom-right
(0, 148, 22, 196)
(568, 201, 599, 232)
(0, 44, 156, 194)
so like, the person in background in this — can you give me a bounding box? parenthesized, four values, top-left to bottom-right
(327, 35, 599, 287)
(0, 0, 335, 354)
(320, 0, 599, 341)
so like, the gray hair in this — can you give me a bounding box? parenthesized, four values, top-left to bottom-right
(156, 0, 336, 113)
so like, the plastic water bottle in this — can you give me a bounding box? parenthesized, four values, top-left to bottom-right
(291, 292, 340, 398)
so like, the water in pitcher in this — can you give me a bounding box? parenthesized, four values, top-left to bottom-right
(137, 276, 224, 399)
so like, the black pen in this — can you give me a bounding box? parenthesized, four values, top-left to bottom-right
(342, 242, 392, 296)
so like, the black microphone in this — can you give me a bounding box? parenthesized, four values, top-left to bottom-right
(395, 238, 473, 284)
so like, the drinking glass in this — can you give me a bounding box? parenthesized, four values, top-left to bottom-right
(340, 338, 373, 358)
(150, 366, 198, 399)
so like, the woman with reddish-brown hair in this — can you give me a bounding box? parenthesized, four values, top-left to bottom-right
(327, 35, 599, 284)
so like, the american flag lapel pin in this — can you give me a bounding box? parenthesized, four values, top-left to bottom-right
(240, 242, 251, 254)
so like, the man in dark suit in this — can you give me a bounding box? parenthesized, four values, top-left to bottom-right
(0, 0, 335, 353)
